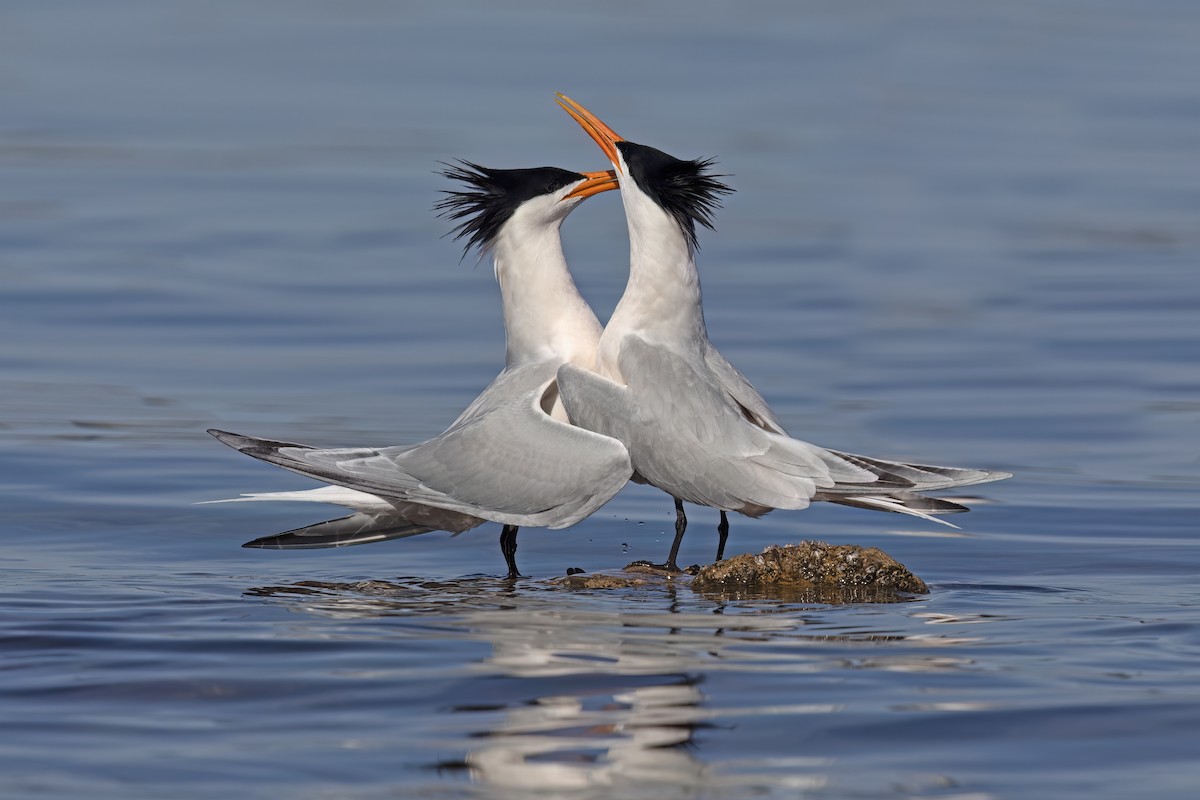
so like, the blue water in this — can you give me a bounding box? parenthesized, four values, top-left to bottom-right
(3, 2, 1200, 797)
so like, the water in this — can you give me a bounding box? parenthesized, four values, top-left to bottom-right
(3, 1, 1199, 797)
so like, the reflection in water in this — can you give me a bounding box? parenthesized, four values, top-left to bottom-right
(445, 677, 837, 796)
(246, 578, 973, 796)
(448, 680, 711, 793)
(692, 583, 925, 605)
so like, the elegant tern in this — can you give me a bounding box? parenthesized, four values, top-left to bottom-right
(554, 94, 1011, 571)
(207, 164, 630, 578)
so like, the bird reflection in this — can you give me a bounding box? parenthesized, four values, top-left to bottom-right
(246, 577, 972, 795)
(443, 679, 710, 792)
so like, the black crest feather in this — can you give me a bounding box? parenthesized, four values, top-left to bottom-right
(617, 141, 734, 251)
(435, 161, 584, 259)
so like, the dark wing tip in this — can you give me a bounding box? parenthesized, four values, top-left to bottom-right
(207, 428, 311, 456)
(242, 513, 437, 549)
(208, 428, 256, 450)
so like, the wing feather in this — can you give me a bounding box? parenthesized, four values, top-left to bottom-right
(560, 335, 1010, 522)
(559, 338, 832, 513)
(208, 365, 630, 530)
(242, 513, 442, 549)
(704, 343, 787, 435)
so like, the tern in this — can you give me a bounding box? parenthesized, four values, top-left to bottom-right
(207, 163, 630, 578)
(554, 94, 1011, 572)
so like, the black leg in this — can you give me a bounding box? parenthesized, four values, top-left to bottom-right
(658, 497, 687, 573)
(715, 511, 730, 562)
(499, 525, 522, 579)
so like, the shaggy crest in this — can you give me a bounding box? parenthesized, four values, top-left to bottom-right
(616, 141, 733, 250)
(435, 161, 584, 258)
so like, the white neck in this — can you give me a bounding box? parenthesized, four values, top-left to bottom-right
(490, 213, 602, 370)
(599, 183, 708, 378)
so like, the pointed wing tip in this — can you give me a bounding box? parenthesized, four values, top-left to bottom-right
(958, 469, 1013, 488)
(206, 428, 313, 459)
(242, 534, 315, 549)
(240, 511, 441, 549)
(207, 428, 258, 451)
(241, 540, 274, 549)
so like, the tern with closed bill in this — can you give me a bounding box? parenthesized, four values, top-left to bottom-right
(207, 163, 629, 578)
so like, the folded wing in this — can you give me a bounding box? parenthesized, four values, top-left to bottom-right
(209, 367, 631, 530)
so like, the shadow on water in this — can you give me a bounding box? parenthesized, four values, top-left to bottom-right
(242, 578, 974, 796)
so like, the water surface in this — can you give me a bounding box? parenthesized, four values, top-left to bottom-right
(3, 2, 1199, 798)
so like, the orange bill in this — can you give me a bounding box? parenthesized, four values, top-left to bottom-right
(564, 169, 620, 200)
(555, 93, 626, 171)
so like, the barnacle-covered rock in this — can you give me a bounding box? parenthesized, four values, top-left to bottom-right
(690, 541, 928, 603)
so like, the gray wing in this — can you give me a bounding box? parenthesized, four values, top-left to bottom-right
(209, 368, 631, 530)
(558, 337, 875, 514)
(703, 342, 788, 435)
(701, 345, 1011, 496)
(559, 337, 1010, 524)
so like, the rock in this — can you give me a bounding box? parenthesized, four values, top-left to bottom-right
(548, 572, 651, 589)
(548, 543, 926, 601)
(548, 561, 692, 589)
(690, 541, 928, 603)
(622, 560, 700, 576)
